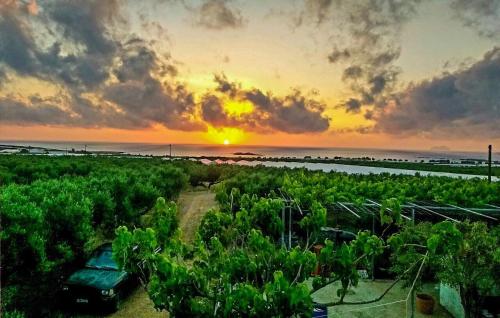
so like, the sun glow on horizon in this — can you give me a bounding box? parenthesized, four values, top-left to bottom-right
(206, 126, 245, 145)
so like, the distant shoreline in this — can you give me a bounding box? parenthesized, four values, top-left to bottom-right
(1, 143, 498, 178)
(233, 152, 262, 156)
(0, 144, 124, 155)
(0, 140, 496, 156)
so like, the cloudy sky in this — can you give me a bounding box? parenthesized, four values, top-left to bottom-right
(0, 0, 499, 150)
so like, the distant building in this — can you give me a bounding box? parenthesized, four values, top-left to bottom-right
(429, 159, 450, 164)
(460, 160, 477, 165)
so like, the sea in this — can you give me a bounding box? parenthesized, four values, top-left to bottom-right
(0, 141, 496, 162)
(1, 141, 498, 181)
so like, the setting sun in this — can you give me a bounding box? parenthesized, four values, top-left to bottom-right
(206, 126, 245, 145)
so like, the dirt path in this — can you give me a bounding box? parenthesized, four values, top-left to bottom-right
(177, 189, 217, 243)
(104, 189, 216, 318)
(107, 288, 165, 318)
(71, 190, 216, 317)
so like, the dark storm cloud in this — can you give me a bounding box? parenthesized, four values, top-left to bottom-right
(0, 1, 326, 134)
(327, 48, 350, 64)
(262, 91, 330, 133)
(47, 0, 121, 55)
(114, 38, 177, 83)
(0, 95, 73, 125)
(191, 0, 245, 30)
(0, 0, 120, 89)
(0, 94, 146, 129)
(342, 66, 363, 80)
(104, 38, 203, 131)
(35, 0, 122, 89)
(296, 0, 500, 117)
(103, 77, 203, 131)
(214, 73, 239, 97)
(0, 10, 39, 77)
(295, 0, 500, 116)
(450, 0, 500, 40)
(296, 0, 421, 113)
(200, 94, 237, 127)
(0, 67, 6, 83)
(295, 0, 333, 26)
(371, 47, 500, 138)
(342, 98, 362, 113)
(201, 74, 330, 133)
(0, 0, 203, 131)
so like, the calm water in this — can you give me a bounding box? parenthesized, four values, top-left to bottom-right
(0, 141, 496, 162)
(225, 160, 499, 181)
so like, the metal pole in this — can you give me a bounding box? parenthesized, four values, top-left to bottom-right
(288, 206, 292, 249)
(170, 144, 172, 158)
(410, 287, 415, 318)
(338, 202, 361, 218)
(371, 255, 375, 281)
(281, 206, 285, 248)
(408, 203, 460, 223)
(372, 212, 375, 234)
(488, 145, 492, 183)
(230, 191, 233, 212)
(371, 212, 375, 280)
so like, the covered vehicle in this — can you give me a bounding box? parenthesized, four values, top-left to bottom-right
(61, 243, 136, 311)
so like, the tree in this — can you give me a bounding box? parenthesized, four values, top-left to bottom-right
(113, 199, 317, 317)
(312, 231, 384, 305)
(390, 221, 500, 318)
(114, 227, 317, 317)
(298, 201, 327, 247)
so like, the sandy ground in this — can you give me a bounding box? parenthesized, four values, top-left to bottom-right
(107, 189, 217, 318)
(177, 189, 217, 243)
(107, 288, 165, 318)
(74, 189, 216, 318)
(311, 279, 452, 318)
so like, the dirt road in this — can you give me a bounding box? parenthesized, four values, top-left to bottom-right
(177, 189, 217, 243)
(77, 189, 216, 318)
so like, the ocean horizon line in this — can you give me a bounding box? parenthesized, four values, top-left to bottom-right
(0, 139, 495, 155)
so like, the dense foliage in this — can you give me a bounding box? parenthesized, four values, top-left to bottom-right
(0, 155, 192, 316)
(390, 221, 500, 318)
(114, 193, 319, 317)
(214, 168, 499, 218)
(1, 154, 499, 317)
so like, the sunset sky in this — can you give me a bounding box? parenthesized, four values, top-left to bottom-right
(0, 0, 499, 150)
